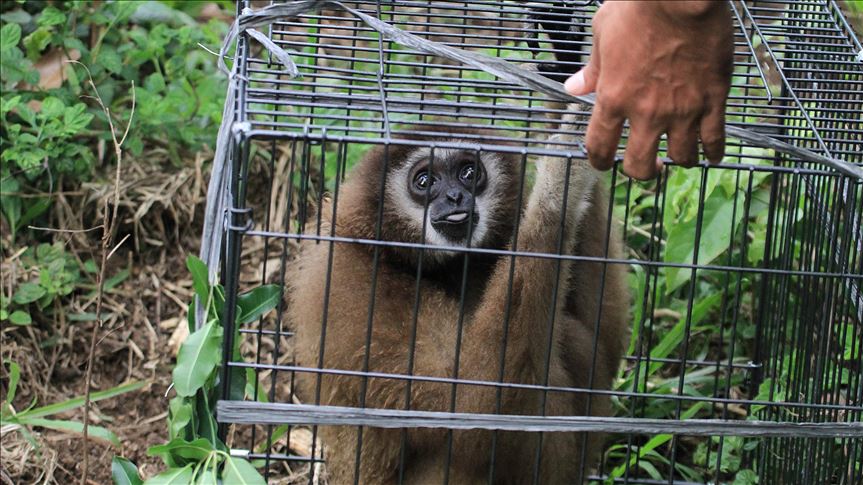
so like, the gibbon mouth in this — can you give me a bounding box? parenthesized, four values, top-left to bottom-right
(432, 211, 477, 225)
(431, 211, 479, 240)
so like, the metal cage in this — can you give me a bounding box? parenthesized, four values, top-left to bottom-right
(210, 1, 863, 483)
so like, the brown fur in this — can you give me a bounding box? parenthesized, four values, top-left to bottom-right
(287, 123, 629, 484)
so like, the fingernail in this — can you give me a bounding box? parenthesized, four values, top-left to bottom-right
(564, 70, 585, 95)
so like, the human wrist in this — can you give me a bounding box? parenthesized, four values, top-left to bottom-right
(629, 0, 729, 29)
(654, 1, 727, 19)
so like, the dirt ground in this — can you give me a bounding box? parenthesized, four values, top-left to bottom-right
(1, 155, 213, 484)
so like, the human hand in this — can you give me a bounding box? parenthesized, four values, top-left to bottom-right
(565, 1, 734, 180)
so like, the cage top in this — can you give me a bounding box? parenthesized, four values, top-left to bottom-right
(234, 0, 863, 174)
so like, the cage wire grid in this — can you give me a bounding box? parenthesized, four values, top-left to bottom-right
(206, 1, 863, 484)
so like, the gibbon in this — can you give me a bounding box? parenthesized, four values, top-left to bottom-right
(287, 114, 629, 484)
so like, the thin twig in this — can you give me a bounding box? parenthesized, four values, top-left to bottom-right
(27, 225, 104, 234)
(106, 233, 132, 261)
(70, 60, 136, 485)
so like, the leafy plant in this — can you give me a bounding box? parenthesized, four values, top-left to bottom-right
(112, 256, 279, 484)
(0, 359, 146, 449)
(1, 243, 83, 326)
(0, 1, 229, 241)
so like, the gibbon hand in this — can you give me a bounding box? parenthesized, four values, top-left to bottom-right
(565, 1, 734, 180)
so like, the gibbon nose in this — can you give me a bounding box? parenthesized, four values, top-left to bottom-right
(445, 189, 463, 204)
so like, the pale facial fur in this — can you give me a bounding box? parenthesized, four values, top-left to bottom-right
(385, 147, 508, 262)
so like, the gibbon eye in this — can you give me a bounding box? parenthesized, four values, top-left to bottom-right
(459, 163, 478, 184)
(413, 171, 434, 191)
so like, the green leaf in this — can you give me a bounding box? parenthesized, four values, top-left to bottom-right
(1, 24, 21, 51)
(194, 389, 221, 451)
(195, 470, 218, 485)
(84, 259, 99, 273)
(13, 282, 46, 304)
(3, 360, 21, 405)
(8, 310, 31, 326)
(246, 368, 267, 403)
(236, 285, 281, 324)
(87, 268, 131, 298)
(0, 177, 21, 239)
(16, 197, 51, 231)
(664, 191, 745, 294)
(111, 456, 143, 485)
(37, 6, 66, 27)
(20, 380, 147, 419)
(143, 465, 194, 485)
(23, 27, 51, 59)
(1, 10, 32, 25)
(222, 456, 267, 485)
(144, 72, 166, 92)
(186, 255, 210, 302)
(147, 438, 213, 462)
(733, 469, 759, 485)
(172, 321, 223, 397)
(40, 96, 65, 118)
(168, 396, 193, 440)
(22, 417, 119, 446)
(62, 103, 94, 134)
(97, 45, 124, 74)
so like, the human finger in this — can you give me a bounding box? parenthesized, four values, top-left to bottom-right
(621, 120, 663, 180)
(565, 64, 599, 96)
(666, 117, 700, 168)
(584, 102, 625, 171)
(699, 105, 726, 164)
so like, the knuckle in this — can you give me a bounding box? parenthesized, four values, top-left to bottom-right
(700, 135, 724, 147)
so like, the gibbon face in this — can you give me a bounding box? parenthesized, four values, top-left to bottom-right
(338, 129, 522, 268)
(391, 147, 502, 248)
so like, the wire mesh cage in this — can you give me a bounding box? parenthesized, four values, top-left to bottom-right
(207, 1, 863, 483)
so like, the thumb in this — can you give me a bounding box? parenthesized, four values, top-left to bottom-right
(564, 62, 599, 96)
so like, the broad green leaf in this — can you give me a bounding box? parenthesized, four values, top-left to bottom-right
(246, 367, 267, 402)
(40, 96, 64, 118)
(195, 470, 218, 485)
(1, 24, 21, 50)
(186, 255, 210, 302)
(0, 10, 31, 25)
(733, 469, 759, 485)
(21, 380, 147, 419)
(23, 417, 119, 446)
(8, 310, 31, 326)
(3, 360, 21, 405)
(13, 282, 46, 304)
(172, 321, 222, 397)
(37, 6, 66, 27)
(168, 396, 193, 440)
(186, 299, 196, 332)
(147, 437, 213, 462)
(195, 389, 221, 451)
(143, 465, 194, 485)
(664, 191, 745, 294)
(1, 94, 21, 113)
(111, 456, 143, 485)
(229, 365, 246, 401)
(222, 456, 267, 485)
(97, 45, 124, 74)
(23, 27, 51, 60)
(236, 285, 280, 324)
